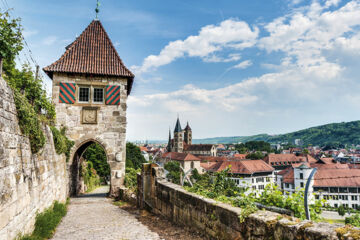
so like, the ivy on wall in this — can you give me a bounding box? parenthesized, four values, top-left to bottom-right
(50, 127, 74, 162)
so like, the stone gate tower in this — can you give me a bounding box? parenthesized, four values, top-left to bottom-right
(43, 20, 134, 196)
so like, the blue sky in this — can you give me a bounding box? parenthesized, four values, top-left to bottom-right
(5, 0, 360, 140)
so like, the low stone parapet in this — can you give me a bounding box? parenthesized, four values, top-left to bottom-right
(137, 163, 359, 240)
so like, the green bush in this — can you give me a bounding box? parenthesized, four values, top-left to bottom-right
(345, 213, 360, 227)
(13, 90, 45, 153)
(164, 161, 181, 184)
(338, 205, 346, 216)
(81, 161, 101, 192)
(50, 126, 74, 162)
(18, 201, 68, 240)
(124, 168, 140, 191)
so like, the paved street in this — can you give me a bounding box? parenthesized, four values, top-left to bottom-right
(51, 186, 161, 240)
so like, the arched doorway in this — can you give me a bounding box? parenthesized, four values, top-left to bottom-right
(70, 140, 110, 196)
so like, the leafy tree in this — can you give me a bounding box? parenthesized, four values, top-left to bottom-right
(83, 143, 110, 182)
(338, 205, 346, 216)
(0, 11, 23, 64)
(164, 161, 181, 184)
(124, 168, 140, 191)
(246, 151, 265, 160)
(126, 142, 146, 169)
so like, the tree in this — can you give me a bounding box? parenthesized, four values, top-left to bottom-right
(83, 143, 110, 183)
(0, 11, 23, 64)
(126, 142, 146, 169)
(164, 161, 181, 184)
(246, 151, 265, 160)
(338, 205, 346, 216)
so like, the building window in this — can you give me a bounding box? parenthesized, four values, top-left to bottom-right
(93, 88, 104, 103)
(191, 161, 194, 169)
(334, 204, 338, 208)
(300, 182, 304, 188)
(352, 196, 358, 201)
(300, 173, 303, 179)
(315, 195, 319, 200)
(79, 87, 90, 102)
(258, 185, 264, 190)
(266, 177, 270, 182)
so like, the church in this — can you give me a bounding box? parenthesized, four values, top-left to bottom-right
(167, 117, 217, 157)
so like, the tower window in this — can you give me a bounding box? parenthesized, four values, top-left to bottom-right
(300, 173, 303, 179)
(79, 87, 90, 102)
(93, 88, 104, 103)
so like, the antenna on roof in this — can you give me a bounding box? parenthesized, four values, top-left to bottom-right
(95, 0, 100, 20)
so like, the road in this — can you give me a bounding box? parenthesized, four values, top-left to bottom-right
(51, 186, 161, 240)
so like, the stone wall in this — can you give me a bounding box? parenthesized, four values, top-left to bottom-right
(52, 73, 127, 196)
(0, 77, 68, 240)
(137, 163, 357, 240)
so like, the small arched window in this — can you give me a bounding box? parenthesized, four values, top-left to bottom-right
(191, 161, 194, 169)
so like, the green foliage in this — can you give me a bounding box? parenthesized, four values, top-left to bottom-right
(246, 151, 265, 160)
(345, 213, 360, 227)
(83, 143, 110, 182)
(164, 161, 181, 184)
(236, 141, 272, 153)
(1, 13, 56, 153)
(13, 90, 45, 153)
(124, 167, 140, 191)
(338, 205, 346, 216)
(50, 126, 74, 162)
(0, 11, 23, 62)
(193, 120, 360, 146)
(126, 142, 146, 169)
(81, 161, 101, 192)
(18, 201, 68, 240)
(185, 169, 324, 222)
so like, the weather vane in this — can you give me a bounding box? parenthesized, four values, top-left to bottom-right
(95, 0, 100, 19)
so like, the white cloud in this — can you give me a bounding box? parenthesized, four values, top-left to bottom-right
(23, 30, 38, 38)
(132, 19, 259, 74)
(42, 36, 57, 46)
(231, 60, 252, 69)
(127, 0, 360, 140)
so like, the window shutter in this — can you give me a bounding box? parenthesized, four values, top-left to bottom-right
(105, 85, 120, 105)
(59, 82, 76, 104)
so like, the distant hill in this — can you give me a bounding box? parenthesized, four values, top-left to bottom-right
(193, 120, 360, 146)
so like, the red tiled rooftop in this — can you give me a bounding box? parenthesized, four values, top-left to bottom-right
(207, 160, 274, 175)
(43, 20, 134, 94)
(162, 152, 201, 161)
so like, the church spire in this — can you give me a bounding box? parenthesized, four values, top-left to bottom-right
(167, 128, 172, 152)
(174, 116, 182, 133)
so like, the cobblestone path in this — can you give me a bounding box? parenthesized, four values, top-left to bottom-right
(51, 186, 161, 240)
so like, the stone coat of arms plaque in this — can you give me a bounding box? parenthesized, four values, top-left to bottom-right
(82, 107, 98, 124)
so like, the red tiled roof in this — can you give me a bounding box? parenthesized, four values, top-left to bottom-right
(197, 156, 227, 162)
(207, 160, 274, 175)
(43, 20, 134, 94)
(314, 169, 360, 187)
(162, 152, 201, 161)
(233, 154, 247, 159)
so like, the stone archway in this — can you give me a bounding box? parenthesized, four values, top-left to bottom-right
(70, 139, 110, 196)
(68, 135, 125, 197)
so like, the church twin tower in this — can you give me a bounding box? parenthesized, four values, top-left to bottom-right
(168, 117, 192, 153)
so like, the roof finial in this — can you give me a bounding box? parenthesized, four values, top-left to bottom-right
(95, 0, 100, 20)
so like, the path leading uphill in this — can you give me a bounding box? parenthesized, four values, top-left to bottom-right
(51, 186, 160, 240)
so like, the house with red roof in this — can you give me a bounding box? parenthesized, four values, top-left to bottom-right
(160, 152, 202, 173)
(204, 159, 275, 194)
(277, 158, 360, 209)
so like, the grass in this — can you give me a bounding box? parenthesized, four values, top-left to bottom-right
(323, 219, 345, 224)
(113, 200, 128, 208)
(18, 200, 69, 240)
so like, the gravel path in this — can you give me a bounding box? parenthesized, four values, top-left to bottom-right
(51, 186, 161, 240)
